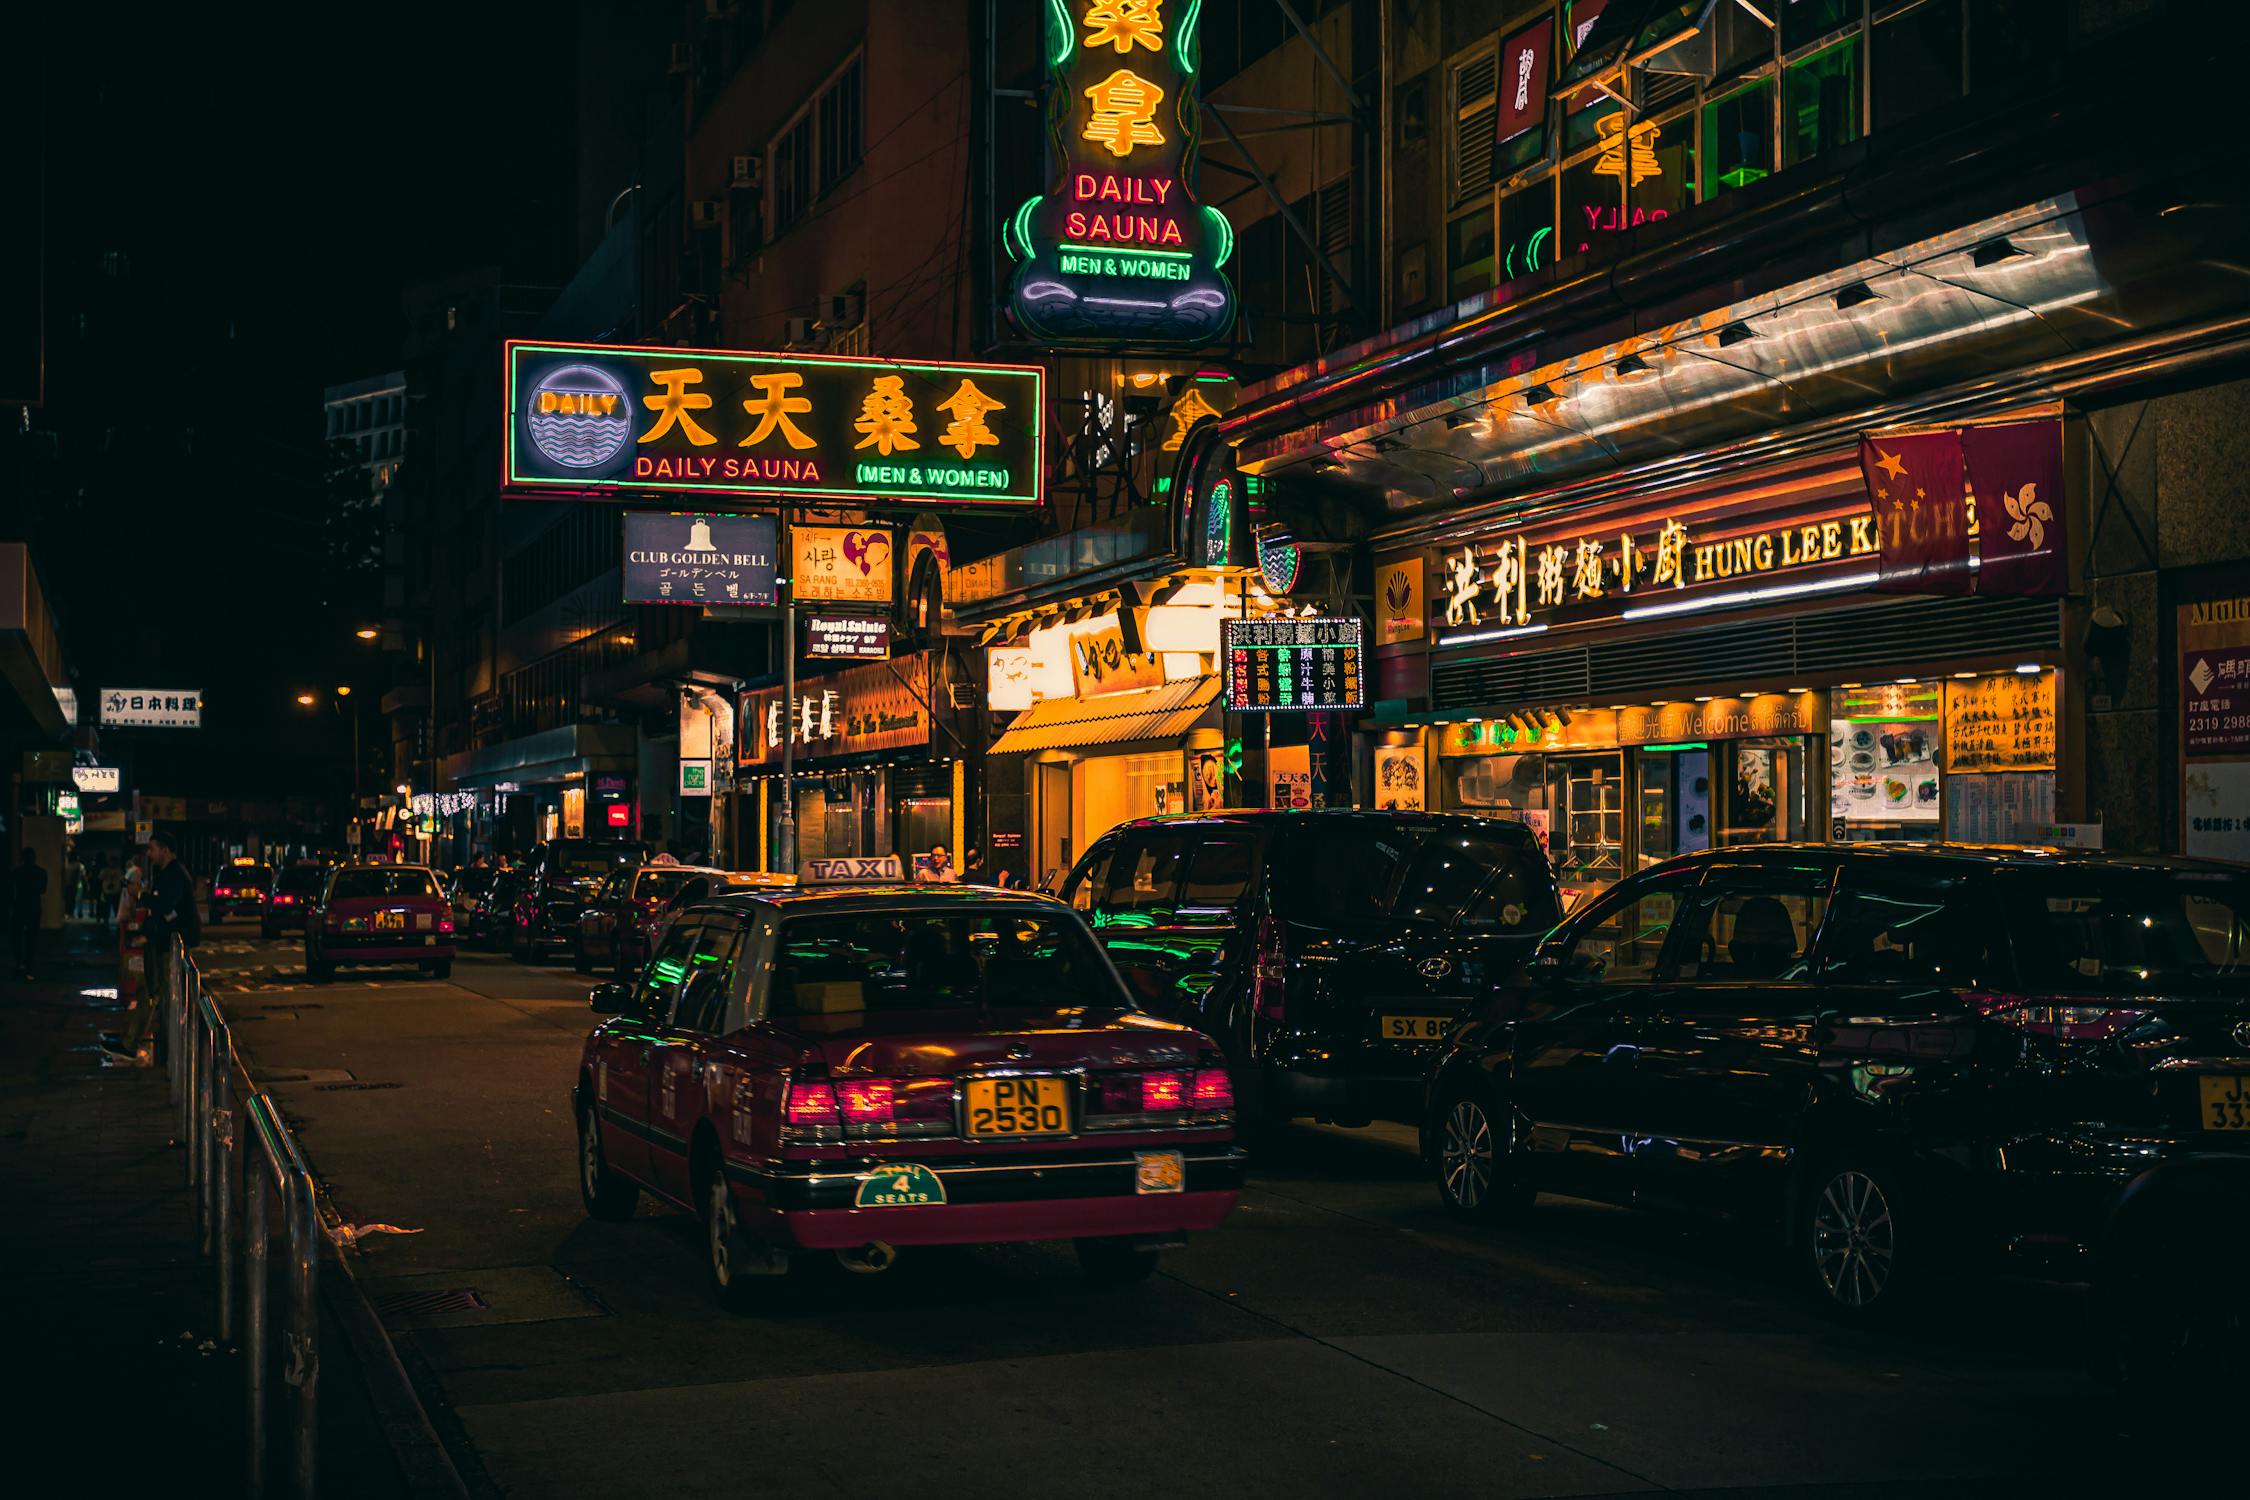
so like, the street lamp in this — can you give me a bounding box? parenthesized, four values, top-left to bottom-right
(295, 693, 317, 706)
(354, 627, 379, 641)
(336, 685, 352, 696)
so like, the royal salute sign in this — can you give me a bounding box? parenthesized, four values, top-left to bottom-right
(504, 341, 1044, 506)
(1004, 0, 1237, 348)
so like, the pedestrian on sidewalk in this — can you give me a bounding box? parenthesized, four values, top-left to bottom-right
(98, 858, 122, 936)
(104, 835, 196, 1067)
(10, 849, 48, 978)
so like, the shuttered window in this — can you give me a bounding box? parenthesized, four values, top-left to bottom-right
(1450, 45, 1500, 204)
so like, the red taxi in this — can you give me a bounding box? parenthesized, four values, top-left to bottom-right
(572, 863, 1245, 1310)
(210, 861, 273, 924)
(306, 864, 457, 982)
(575, 861, 790, 977)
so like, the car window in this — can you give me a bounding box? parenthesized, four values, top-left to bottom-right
(1667, 865, 1830, 983)
(638, 921, 702, 1017)
(767, 909, 1122, 1030)
(280, 867, 326, 895)
(329, 868, 440, 900)
(1998, 869, 2250, 994)
(1092, 831, 1189, 924)
(1560, 870, 1700, 984)
(1276, 821, 1414, 925)
(670, 920, 743, 1033)
(1393, 831, 1558, 934)
(1179, 834, 1257, 910)
(1815, 871, 1995, 986)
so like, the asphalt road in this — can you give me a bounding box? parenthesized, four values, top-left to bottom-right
(190, 922, 2193, 1498)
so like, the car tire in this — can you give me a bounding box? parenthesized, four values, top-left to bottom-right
(703, 1170, 768, 1314)
(1074, 1236, 1161, 1286)
(1798, 1156, 1918, 1322)
(1434, 1088, 1534, 1225)
(577, 1100, 639, 1223)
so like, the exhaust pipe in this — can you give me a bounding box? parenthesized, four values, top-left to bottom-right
(835, 1241, 897, 1275)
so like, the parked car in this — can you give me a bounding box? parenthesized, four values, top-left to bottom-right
(1423, 844, 2250, 1320)
(261, 863, 329, 939)
(575, 862, 777, 976)
(305, 864, 457, 982)
(209, 862, 273, 924)
(1058, 811, 1560, 1128)
(510, 839, 650, 961)
(573, 877, 1244, 1310)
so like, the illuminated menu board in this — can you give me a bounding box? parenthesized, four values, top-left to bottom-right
(1223, 618, 1365, 713)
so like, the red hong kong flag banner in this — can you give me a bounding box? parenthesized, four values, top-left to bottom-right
(1861, 431, 1973, 595)
(1962, 418, 2067, 596)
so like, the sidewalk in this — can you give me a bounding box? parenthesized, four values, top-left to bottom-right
(0, 925, 408, 1495)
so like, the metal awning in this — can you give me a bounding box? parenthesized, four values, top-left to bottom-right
(988, 676, 1221, 756)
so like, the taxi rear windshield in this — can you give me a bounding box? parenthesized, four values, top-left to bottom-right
(330, 868, 439, 900)
(218, 867, 271, 889)
(634, 869, 701, 902)
(770, 910, 1123, 1026)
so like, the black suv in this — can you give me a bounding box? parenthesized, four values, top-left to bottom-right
(1061, 811, 1560, 1127)
(1424, 844, 2250, 1318)
(510, 839, 649, 961)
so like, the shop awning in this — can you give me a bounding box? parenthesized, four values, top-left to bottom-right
(988, 676, 1221, 756)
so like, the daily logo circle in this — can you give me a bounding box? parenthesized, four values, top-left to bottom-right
(524, 362, 633, 471)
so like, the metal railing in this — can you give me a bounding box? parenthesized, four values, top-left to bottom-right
(164, 935, 320, 1497)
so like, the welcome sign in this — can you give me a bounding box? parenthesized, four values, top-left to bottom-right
(505, 341, 1043, 506)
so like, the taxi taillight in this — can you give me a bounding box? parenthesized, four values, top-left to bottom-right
(1141, 1072, 1189, 1111)
(836, 1079, 893, 1125)
(781, 1078, 842, 1142)
(1192, 1067, 1234, 1111)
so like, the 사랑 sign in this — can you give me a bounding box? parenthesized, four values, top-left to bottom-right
(506, 341, 1043, 506)
(100, 690, 202, 729)
(1223, 618, 1365, 713)
(623, 512, 778, 606)
(792, 525, 894, 604)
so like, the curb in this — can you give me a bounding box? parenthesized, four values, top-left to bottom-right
(318, 1241, 473, 1499)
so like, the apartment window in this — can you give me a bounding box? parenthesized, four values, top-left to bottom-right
(1781, 0, 1857, 50)
(1702, 77, 1775, 199)
(1875, 0, 1963, 125)
(1784, 36, 1861, 168)
(1448, 44, 1499, 204)
(768, 51, 864, 241)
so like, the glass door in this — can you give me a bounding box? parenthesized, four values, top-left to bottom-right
(1546, 753, 1625, 904)
(1636, 747, 1712, 870)
(1715, 737, 1809, 847)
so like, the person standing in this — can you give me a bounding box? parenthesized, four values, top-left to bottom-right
(10, 849, 48, 979)
(104, 834, 195, 1067)
(914, 844, 957, 884)
(98, 858, 122, 936)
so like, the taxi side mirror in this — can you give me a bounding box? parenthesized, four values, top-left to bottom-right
(589, 982, 636, 1015)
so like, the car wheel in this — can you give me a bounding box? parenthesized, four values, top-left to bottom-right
(577, 1101, 639, 1222)
(1800, 1158, 1915, 1320)
(1435, 1089, 1534, 1224)
(703, 1170, 767, 1314)
(1074, 1236, 1160, 1286)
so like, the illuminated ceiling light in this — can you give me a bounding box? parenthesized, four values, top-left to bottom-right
(1952, 671, 1977, 679)
(1839, 682, 1863, 689)
(295, 693, 316, 706)
(336, 685, 352, 696)
(2014, 662, 2043, 674)
(1970, 237, 2026, 268)
(353, 627, 379, 640)
(394, 783, 411, 795)
(1833, 280, 1880, 310)
(1785, 687, 1807, 693)
(1522, 383, 1562, 408)
(1613, 352, 1653, 380)
(1716, 320, 1758, 347)
(1693, 695, 1714, 702)
(1896, 678, 1920, 685)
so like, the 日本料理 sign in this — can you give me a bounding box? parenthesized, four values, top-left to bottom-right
(505, 341, 1044, 505)
(622, 512, 778, 606)
(100, 690, 202, 729)
(1223, 618, 1364, 713)
(1004, 1, 1236, 348)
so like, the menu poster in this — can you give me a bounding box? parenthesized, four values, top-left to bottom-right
(1373, 744, 1424, 811)
(1830, 718, 1940, 823)
(1944, 671, 2057, 772)
(1945, 772, 2056, 843)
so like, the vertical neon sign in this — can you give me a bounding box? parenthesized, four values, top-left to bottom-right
(1006, 0, 1237, 349)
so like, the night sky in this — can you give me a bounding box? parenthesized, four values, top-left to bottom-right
(11, 5, 579, 803)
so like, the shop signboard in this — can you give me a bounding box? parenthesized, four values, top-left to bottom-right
(1375, 558, 1424, 644)
(1003, 0, 1236, 349)
(623, 512, 778, 606)
(1069, 616, 1166, 698)
(1496, 18, 1551, 143)
(72, 765, 121, 794)
(1943, 671, 2056, 772)
(987, 645, 1072, 713)
(100, 689, 202, 729)
(1222, 617, 1365, 713)
(1616, 692, 1827, 747)
(740, 654, 930, 765)
(2181, 596, 2250, 862)
(505, 341, 1043, 506)
(679, 760, 711, 797)
(793, 525, 894, 604)
(1269, 744, 1311, 810)
(804, 615, 891, 661)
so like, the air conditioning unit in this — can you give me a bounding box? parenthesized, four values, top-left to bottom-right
(690, 199, 723, 229)
(824, 291, 864, 326)
(730, 155, 763, 190)
(783, 316, 822, 346)
(667, 41, 692, 74)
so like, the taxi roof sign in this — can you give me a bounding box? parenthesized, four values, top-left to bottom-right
(798, 854, 905, 885)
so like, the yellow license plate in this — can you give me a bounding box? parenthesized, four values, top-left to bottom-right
(2198, 1075, 2250, 1131)
(963, 1076, 1070, 1139)
(1135, 1150, 1184, 1195)
(1381, 1015, 1450, 1042)
(375, 911, 406, 931)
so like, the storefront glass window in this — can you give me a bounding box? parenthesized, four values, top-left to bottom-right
(1782, 36, 1861, 169)
(1496, 180, 1556, 284)
(1636, 747, 1712, 868)
(1714, 738, 1808, 847)
(1701, 77, 1773, 198)
(1558, 150, 1616, 261)
(1546, 754, 1624, 898)
(1447, 204, 1497, 302)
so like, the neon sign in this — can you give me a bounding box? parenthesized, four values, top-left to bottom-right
(1006, 0, 1236, 348)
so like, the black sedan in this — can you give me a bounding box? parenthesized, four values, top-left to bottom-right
(1424, 844, 2250, 1320)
